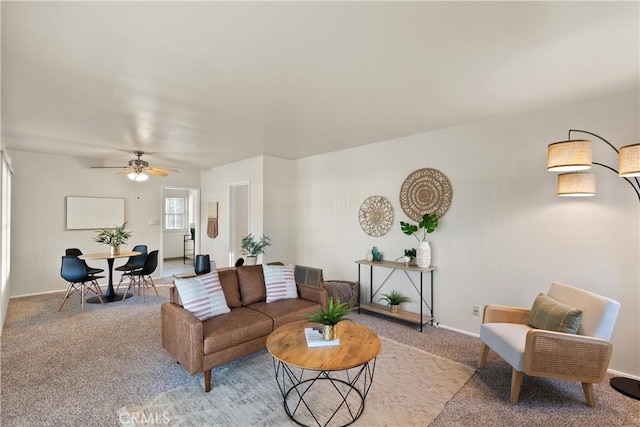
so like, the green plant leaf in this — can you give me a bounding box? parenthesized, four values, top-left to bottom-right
(419, 213, 438, 233)
(304, 296, 352, 325)
(379, 290, 412, 305)
(400, 221, 418, 236)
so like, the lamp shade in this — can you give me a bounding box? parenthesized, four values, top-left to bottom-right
(547, 140, 592, 172)
(557, 172, 596, 197)
(619, 144, 640, 177)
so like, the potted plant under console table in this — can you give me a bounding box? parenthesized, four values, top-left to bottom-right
(355, 259, 436, 332)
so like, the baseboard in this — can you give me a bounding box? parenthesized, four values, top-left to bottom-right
(437, 323, 480, 338)
(608, 369, 640, 381)
(11, 275, 172, 298)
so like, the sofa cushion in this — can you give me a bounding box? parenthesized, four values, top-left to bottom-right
(263, 264, 298, 303)
(202, 307, 273, 355)
(217, 268, 242, 308)
(528, 293, 583, 334)
(237, 265, 266, 305)
(247, 299, 321, 330)
(173, 271, 230, 321)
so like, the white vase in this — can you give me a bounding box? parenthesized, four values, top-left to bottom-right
(416, 241, 431, 268)
(365, 250, 374, 262)
(245, 256, 257, 266)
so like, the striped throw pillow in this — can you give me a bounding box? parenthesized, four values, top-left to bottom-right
(173, 270, 230, 320)
(527, 293, 583, 334)
(263, 264, 298, 303)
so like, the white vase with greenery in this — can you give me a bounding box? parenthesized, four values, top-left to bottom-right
(400, 213, 438, 268)
(93, 222, 132, 256)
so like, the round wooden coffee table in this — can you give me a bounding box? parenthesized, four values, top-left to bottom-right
(266, 320, 381, 427)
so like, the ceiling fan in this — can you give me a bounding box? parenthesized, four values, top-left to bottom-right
(92, 150, 179, 182)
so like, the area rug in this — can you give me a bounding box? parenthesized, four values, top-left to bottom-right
(117, 337, 475, 426)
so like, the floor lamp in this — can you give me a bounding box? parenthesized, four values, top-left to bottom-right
(547, 129, 640, 401)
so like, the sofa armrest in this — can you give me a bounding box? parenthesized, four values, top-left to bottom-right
(524, 329, 612, 382)
(297, 283, 328, 311)
(482, 304, 530, 324)
(161, 302, 204, 375)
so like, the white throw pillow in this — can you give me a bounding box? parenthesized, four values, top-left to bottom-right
(263, 264, 298, 303)
(173, 270, 230, 320)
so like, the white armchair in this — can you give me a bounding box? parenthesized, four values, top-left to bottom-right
(478, 282, 621, 407)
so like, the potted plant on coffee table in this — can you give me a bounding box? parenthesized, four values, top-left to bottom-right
(400, 212, 438, 268)
(240, 233, 271, 265)
(379, 290, 412, 315)
(305, 297, 352, 340)
(93, 222, 132, 256)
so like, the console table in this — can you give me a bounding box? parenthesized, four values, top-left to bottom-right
(355, 259, 436, 331)
(183, 234, 194, 264)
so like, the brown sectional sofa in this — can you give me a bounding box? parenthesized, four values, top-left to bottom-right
(161, 264, 327, 392)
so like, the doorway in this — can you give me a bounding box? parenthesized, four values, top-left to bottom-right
(160, 186, 200, 276)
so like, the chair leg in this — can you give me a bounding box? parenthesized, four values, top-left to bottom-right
(510, 369, 524, 404)
(58, 283, 74, 311)
(115, 274, 125, 293)
(582, 382, 596, 407)
(92, 280, 104, 304)
(122, 276, 133, 301)
(80, 283, 86, 313)
(142, 275, 158, 302)
(479, 343, 490, 369)
(149, 276, 159, 296)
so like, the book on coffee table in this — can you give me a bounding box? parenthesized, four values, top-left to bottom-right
(304, 327, 340, 347)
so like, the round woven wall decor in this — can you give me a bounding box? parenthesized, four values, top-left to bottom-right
(399, 168, 453, 221)
(359, 196, 394, 237)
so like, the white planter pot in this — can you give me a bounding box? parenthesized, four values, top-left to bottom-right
(245, 256, 258, 266)
(416, 241, 431, 268)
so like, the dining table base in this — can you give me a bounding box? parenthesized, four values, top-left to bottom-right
(78, 251, 142, 305)
(87, 292, 132, 304)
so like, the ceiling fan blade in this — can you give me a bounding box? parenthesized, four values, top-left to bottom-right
(146, 169, 168, 177)
(91, 166, 128, 169)
(148, 167, 179, 173)
(116, 169, 134, 175)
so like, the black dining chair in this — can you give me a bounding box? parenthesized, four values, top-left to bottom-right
(114, 244, 148, 292)
(59, 255, 105, 312)
(122, 250, 159, 302)
(65, 248, 105, 276)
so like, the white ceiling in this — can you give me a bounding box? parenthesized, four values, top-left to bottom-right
(2, 1, 638, 172)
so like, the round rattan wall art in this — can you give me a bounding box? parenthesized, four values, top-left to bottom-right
(359, 195, 394, 237)
(399, 168, 453, 221)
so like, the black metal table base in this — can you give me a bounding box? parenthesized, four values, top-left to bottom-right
(272, 358, 376, 427)
(610, 376, 640, 400)
(86, 293, 132, 304)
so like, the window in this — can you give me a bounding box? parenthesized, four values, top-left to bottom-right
(165, 197, 186, 230)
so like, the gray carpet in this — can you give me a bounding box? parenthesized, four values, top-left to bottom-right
(1, 286, 639, 426)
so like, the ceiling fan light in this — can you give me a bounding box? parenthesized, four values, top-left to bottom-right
(619, 144, 640, 177)
(557, 172, 596, 197)
(547, 140, 592, 172)
(128, 171, 148, 182)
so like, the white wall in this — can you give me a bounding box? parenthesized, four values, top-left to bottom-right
(7, 150, 200, 296)
(263, 156, 294, 264)
(294, 91, 639, 377)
